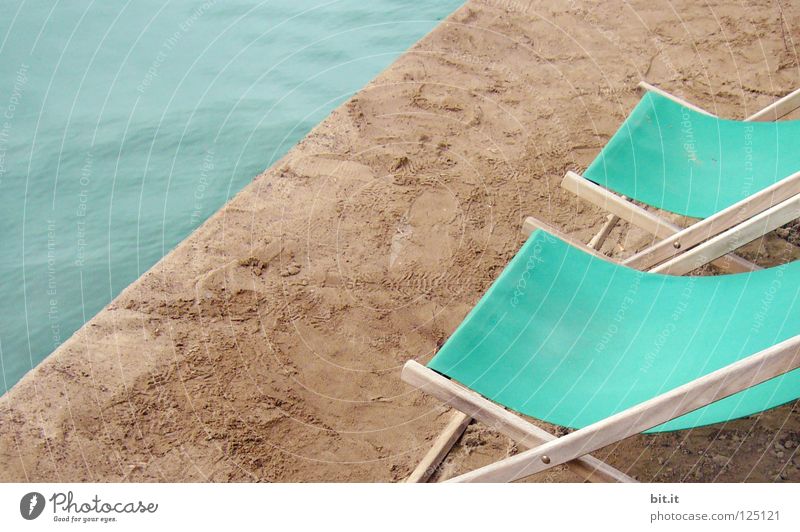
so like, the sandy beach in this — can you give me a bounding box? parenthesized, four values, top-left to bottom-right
(1, 0, 799, 482)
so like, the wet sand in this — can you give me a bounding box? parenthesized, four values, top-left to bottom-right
(1, 0, 799, 482)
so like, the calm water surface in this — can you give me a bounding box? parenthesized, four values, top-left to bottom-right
(0, 0, 463, 391)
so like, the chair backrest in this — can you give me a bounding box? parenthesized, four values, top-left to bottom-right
(427, 230, 800, 432)
(583, 91, 800, 219)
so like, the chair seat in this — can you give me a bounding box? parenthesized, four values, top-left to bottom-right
(583, 91, 800, 219)
(427, 230, 800, 432)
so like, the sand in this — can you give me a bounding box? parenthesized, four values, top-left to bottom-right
(1, 0, 799, 482)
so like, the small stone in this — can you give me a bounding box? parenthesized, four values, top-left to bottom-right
(281, 263, 302, 277)
(784, 440, 796, 449)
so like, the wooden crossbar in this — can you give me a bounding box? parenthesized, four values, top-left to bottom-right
(747, 88, 800, 121)
(561, 172, 761, 274)
(624, 171, 800, 271)
(565, 81, 800, 273)
(637, 81, 714, 116)
(448, 335, 800, 482)
(653, 193, 800, 275)
(406, 82, 800, 483)
(402, 361, 637, 483)
(637, 81, 800, 122)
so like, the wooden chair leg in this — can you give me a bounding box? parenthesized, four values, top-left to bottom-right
(589, 214, 620, 251)
(402, 361, 637, 483)
(406, 411, 471, 483)
(446, 336, 800, 482)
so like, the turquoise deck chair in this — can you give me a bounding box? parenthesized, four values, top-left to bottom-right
(562, 83, 800, 274)
(402, 225, 800, 483)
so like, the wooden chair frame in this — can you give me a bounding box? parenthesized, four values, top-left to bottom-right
(563, 81, 800, 273)
(403, 216, 800, 483)
(404, 84, 800, 483)
(565, 169, 800, 276)
(406, 334, 800, 483)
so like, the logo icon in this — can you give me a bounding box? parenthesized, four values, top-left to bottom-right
(20, 492, 45, 520)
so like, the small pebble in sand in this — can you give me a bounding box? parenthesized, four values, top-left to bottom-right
(281, 263, 302, 277)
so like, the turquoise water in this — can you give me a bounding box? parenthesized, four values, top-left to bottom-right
(0, 1, 462, 392)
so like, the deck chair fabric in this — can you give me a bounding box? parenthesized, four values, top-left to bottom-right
(425, 229, 800, 434)
(583, 90, 800, 219)
(405, 86, 800, 481)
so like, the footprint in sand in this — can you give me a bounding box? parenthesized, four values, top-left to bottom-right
(388, 188, 460, 270)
